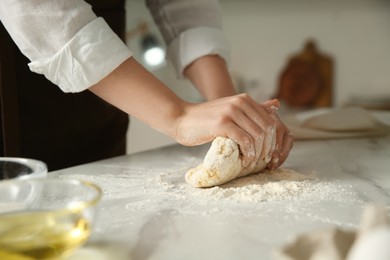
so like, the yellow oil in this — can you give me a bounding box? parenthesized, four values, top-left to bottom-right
(0, 210, 90, 259)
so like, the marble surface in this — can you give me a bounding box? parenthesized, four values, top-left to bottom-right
(51, 111, 390, 260)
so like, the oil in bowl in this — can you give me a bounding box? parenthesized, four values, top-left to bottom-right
(0, 178, 102, 259)
(0, 157, 47, 180)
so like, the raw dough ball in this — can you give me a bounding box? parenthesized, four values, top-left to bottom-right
(185, 137, 269, 188)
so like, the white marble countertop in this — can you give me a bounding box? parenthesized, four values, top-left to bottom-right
(52, 111, 390, 260)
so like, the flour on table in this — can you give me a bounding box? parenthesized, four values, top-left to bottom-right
(59, 162, 363, 219)
(152, 167, 350, 204)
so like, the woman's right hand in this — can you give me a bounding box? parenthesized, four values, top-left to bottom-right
(172, 93, 293, 169)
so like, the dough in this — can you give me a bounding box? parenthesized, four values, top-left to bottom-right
(185, 137, 270, 188)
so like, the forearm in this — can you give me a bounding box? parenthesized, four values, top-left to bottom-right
(184, 55, 237, 100)
(89, 57, 186, 138)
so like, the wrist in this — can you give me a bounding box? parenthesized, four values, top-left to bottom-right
(162, 99, 190, 140)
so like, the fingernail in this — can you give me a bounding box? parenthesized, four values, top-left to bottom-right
(266, 105, 279, 113)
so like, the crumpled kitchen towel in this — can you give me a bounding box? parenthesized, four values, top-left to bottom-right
(282, 107, 390, 140)
(274, 204, 390, 260)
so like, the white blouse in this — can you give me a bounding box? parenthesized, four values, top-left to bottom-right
(0, 0, 229, 93)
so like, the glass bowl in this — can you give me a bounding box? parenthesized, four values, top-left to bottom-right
(0, 157, 47, 180)
(0, 178, 102, 259)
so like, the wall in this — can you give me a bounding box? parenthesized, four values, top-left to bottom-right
(125, 0, 390, 154)
(220, 0, 390, 105)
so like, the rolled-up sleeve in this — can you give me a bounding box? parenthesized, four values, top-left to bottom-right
(0, 0, 133, 93)
(146, 0, 229, 78)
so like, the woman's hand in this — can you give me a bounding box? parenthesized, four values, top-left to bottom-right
(173, 94, 293, 169)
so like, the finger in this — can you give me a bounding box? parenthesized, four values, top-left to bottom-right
(224, 122, 255, 168)
(278, 131, 294, 167)
(266, 112, 285, 163)
(267, 126, 284, 170)
(234, 94, 275, 128)
(232, 111, 265, 167)
(262, 99, 280, 107)
(261, 99, 280, 114)
(268, 130, 294, 170)
(262, 125, 276, 163)
(226, 107, 262, 168)
(237, 97, 278, 161)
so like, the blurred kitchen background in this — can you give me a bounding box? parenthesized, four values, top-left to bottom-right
(125, 0, 390, 154)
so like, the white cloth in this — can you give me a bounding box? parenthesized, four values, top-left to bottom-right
(276, 204, 390, 260)
(167, 27, 229, 77)
(28, 18, 132, 93)
(146, 0, 229, 77)
(282, 107, 390, 140)
(0, 0, 229, 93)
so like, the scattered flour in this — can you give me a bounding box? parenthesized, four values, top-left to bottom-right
(148, 168, 357, 204)
(60, 165, 362, 220)
(59, 165, 375, 234)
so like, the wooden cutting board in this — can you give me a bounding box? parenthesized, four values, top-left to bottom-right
(275, 40, 334, 108)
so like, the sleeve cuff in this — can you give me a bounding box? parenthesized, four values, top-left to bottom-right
(167, 27, 230, 78)
(28, 17, 133, 93)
